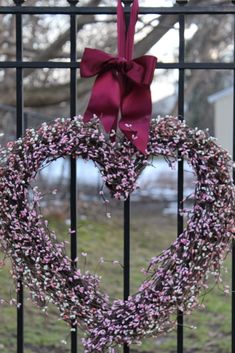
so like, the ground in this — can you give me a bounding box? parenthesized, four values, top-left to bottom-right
(0, 199, 232, 353)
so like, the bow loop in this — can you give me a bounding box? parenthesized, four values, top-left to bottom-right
(126, 56, 157, 85)
(80, 48, 113, 77)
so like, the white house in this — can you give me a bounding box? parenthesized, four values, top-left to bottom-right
(208, 87, 233, 157)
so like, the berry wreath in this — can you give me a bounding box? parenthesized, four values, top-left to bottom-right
(0, 115, 234, 352)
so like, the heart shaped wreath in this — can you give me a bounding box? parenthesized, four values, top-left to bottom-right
(0, 115, 234, 352)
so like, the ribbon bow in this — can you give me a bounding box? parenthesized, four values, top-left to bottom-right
(80, 0, 157, 154)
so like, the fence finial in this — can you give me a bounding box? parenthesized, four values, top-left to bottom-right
(13, 0, 25, 4)
(176, 0, 188, 4)
(67, 0, 79, 4)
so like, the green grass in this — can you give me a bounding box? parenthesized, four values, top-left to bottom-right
(0, 201, 232, 353)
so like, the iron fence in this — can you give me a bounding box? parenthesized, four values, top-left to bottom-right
(0, 1, 234, 353)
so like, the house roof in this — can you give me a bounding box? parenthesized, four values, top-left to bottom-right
(153, 94, 177, 115)
(208, 87, 233, 103)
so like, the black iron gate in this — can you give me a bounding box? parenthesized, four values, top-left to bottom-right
(0, 1, 235, 353)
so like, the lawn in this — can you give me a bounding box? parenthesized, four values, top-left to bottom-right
(0, 199, 232, 353)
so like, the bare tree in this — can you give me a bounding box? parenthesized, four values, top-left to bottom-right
(0, 0, 232, 131)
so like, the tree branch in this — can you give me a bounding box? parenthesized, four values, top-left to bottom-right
(1, 79, 93, 108)
(135, 0, 205, 57)
(23, 0, 103, 78)
(0, 0, 227, 109)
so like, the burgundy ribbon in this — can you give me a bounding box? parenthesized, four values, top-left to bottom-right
(80, 0, 157, 154)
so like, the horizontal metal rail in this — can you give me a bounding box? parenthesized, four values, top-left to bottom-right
(0, 62, 235, 69)
(0, 5, 235, 15)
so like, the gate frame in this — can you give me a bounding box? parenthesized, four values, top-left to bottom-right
(0, 1, 234, 353)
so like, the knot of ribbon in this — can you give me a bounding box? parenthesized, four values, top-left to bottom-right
(80, 0, 157, 154)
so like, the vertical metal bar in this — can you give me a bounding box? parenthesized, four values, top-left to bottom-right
(124, 196, 130, 302)
(123, 2, 131, 352)
(14, 1, 24, 352)
(68, 1, 78, 352)
(15, 9, 24, 138)
(232, 10, 235, 353)
(177, 12, 185, 353)
(123, 194, 130, 353)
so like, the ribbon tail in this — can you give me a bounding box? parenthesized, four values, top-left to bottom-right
(119, 83, 152, 154)
(120, 115, 150, 154)
(84, 71, 121, 134)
